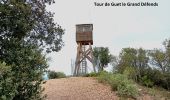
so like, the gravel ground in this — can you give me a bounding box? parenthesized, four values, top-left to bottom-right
(43, 77, 118, 100)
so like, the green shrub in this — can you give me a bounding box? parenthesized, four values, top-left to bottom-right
(84, 72, 99, 77)
(97, 71, 113, 83)
(48, 71, 66, 79)
(123, 67, 137, 81)
(97, 72, 138, 98)
(117, 81, 138, 97)
(140, 68, 170, 90)
(140, 75, 154, 87)
(109, 74, 126, 91)
(160, 73, 170, 90)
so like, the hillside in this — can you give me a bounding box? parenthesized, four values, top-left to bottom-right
(43, 77, 118, 100)
(42, 77, 169, 100)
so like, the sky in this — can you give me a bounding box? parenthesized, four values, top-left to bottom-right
(46, 0, 170, 75)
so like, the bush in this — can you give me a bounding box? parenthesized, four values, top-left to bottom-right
(140, 75, 154, 87)
(123, 67, 137, 81)
(140, 68, 170, 90)
(48, 71, 66, 79)
(111, 74, 128, 91)
(84, 71, 109, 77)
(160, 73, 170, 90)
(111, 74, 138, 97)
(97, 71, 113, 83)
(117, 82, 138, 97)
(97, 72, 138, 98)
(84, 72, 99, 77)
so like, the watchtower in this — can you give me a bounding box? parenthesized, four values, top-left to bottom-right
(74, 24, 96, 76)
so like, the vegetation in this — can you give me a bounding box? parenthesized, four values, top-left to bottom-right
(85, 71, 170, 99)
(89, 39, 170, 98)
(111, 39, 170, 90)
(97, 71, 138, 98)
(93, 47, 112, 71)
(0, 0, 64, 100)
(0, 62, 16, 100)
(84, 72, 100, 77)
(48, 71, 66, 79)
(0, 0, 169, 99)
(0, 41, 50, 100)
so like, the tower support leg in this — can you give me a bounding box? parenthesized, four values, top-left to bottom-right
(74, 43, 96, 76)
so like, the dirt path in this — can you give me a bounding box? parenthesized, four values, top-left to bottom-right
(43, 77, 118, 100)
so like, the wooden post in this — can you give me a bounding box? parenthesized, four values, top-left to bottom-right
(74, 43, 96, 76)
(89, 43, 96, 73)
(74, 43, 81, 76)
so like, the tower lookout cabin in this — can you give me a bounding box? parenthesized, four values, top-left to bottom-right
(74, 24, 96, 76)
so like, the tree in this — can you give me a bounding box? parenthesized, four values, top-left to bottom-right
(0, 62, 16, 100)
(1, 41, 49, 100)
(0, 0, 64, 99)
(93, 47, 112, 71)
(163, 39, 170, 72)
(118, 48, 137, 73)
(117, 48, 149, 81)
(0, 0, 64, 53)
(147, 38, 170, 90)
(136, 48, 149, 78)
(110, 55, 119, 72)
(149, 39, 170, 73)
(149, 49, 168, 73)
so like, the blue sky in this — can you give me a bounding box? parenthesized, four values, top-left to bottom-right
(46, 0, 170, 75)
